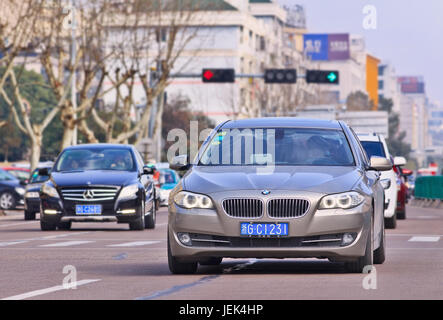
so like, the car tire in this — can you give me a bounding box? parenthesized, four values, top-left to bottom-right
(144, 203, 156, 229)
(24, 210, 36, 221)
(397, 209, 406, 220)
(199, 257, 223, 266)
(40, 219, 57, 231)
(129, 209, 145, 231)
(168, 232, 197, 274)
(345, 227, 373, 273)
(58, 221, 72, 230)
(373, 225, 386, 264)
(384, 213, 397, 229)
(0, 192, 16, 210)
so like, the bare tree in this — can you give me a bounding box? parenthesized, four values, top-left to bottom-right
(0, 1, 73, 171)
(89, 0, 219, 144)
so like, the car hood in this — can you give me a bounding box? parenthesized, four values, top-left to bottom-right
(0, 180, 22, 189)
(50, 170, 138, 188)
(184, 166, 362, 195)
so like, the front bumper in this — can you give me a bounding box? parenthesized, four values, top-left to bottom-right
(168, 190, 372, 263)
(40, 195, 146, 224)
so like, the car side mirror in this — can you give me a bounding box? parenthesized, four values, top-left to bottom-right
(393, 156, 407, 167)
(169, 155, 190, 171)
(38, 168, 49, 176)
(143, 165, 155, 175)
(368, 156, 393, 172)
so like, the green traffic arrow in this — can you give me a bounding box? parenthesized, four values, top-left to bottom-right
(327, 72, 337, 82)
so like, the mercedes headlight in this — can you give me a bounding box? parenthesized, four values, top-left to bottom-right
(118, 184, 139, 200)
(41, 184, 60, 199)
(380, 179, 391, 190)
(319, 191, 365, 210)
(174, 191, 214, 209)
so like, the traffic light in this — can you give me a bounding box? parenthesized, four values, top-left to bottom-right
(202, 69, 235, 83)
(264, 69, 297, 84)
(306, 70, 339, 84)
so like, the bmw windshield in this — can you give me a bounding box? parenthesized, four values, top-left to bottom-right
(54, 148, 136, 172)
(199, 128, 355, 166)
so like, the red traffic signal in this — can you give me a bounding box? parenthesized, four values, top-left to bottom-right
(202, 69, 235, 83)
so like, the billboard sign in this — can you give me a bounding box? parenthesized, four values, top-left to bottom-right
(328, 34, 350, 60)
(398, 76, 425, 94)
(303, 34, 329, 61)
(304, 34, 350, 61)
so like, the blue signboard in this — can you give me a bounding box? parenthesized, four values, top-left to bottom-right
(303, 34, 329, 61)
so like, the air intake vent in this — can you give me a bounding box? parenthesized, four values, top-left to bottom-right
(267, 199, 310, 218)
(222, 199, 263, 218)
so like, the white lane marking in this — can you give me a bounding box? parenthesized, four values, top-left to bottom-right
(0, 241, 28, 247)
(107, 241, 160, 247)
(408, 236, 440, 242)
(1, 279, 101, 300)
(156, 223, 168, 226)
(39, 232, 92, 240)
(39, 241, 94, 247)
(0, 221, 38, 228)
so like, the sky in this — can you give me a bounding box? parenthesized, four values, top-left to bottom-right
(278, 0, 443, 105)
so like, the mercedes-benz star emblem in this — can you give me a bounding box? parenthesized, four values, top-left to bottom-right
(83, 190, 94, 200)
(261, 190, 271, 195)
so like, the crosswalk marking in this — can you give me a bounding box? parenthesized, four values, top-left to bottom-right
(408, 236, 440, 242)
(107, 241, 160, 247)
(39, 241, 94, 247)
(0, 241, 28, 247)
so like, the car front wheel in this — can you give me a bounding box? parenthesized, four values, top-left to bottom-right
(0, 192, 16, 210)
(144, 202, 156, 229)
(40, 219, 57, 231)
(24, 210, 36, 221)
(129, 205, 145, 231)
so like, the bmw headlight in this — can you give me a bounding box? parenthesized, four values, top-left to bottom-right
(174, 191, 214, 209)
(15, 187, 25, 196)
(380, 179, 391, 190)
(41, 184, 60, 199)
(319, 191, 365, 210)
(118, 184, 139, 200)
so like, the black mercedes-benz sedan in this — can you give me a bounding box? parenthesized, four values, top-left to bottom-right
(39, 144, 156, 231)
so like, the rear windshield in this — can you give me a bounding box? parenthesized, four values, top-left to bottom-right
(360, 141, 386, 159)
(54, 148, 136, 172)
(199, 128, 355, 166)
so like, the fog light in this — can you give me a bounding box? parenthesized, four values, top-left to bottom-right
(118, 209, 136, 215)
(44, 209, 59, 215)
(342, 233, 356, 246)
(178, 233, 192, 246)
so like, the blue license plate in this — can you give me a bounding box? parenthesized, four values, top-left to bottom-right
(240, 223, 289, 237)
(75, 205, 102, 215)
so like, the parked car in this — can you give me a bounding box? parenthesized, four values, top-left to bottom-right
(158, 168, 180, 206)
(1, 167, 30, 184)
(358, 133, 398, 229)
(24, 166, 52, 220)
(168, 118, 390, 274)
(39, 144, 156, 231)
(0, 168, 25, 210)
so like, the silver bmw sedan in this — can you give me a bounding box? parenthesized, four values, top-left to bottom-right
(168, 118, 392, 274)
